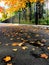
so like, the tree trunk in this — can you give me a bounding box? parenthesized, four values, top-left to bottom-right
(18, 11, 21, 24)
(28, 2, 32, 22)
(22, 8, 27, 21)
(35, 1, 43, 25)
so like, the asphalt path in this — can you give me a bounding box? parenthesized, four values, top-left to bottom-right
(0, 25, 49, 65)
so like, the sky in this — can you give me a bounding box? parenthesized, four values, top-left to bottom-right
(0, 1, 9, 9)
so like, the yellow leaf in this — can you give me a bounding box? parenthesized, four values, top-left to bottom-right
(22, 46, 28, 50)
(7, 63, 12, 65)
(12, 48, 17, 51)
(3, 56, 11, 62)
(12, 43, 18, 46)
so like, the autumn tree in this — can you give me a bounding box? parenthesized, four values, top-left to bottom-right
(0, 0, 44, 23)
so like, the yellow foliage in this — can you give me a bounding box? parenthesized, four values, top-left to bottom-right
(2, 0, 44, 13)
(3, 56, 11, 62)
(0, 0, 44, 19)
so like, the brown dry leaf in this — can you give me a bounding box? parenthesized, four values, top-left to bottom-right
(5, 44, 9, 46)
(32, 48, 35, 51)
(17, 37, 20, 40)
(35, 34, 39, 37)
(18, 43, 23, 46)
(3, 56, 11, 62)
(37, 41, 41, 44)
(10, 38, 13, 41)
(37, 41, 44, 46)
(36, 47, 39, 48)
(24, 33, 27, 35)
(21, 38, 24, 40)
(22, 46, 28, 50)
(7, 63, 12, 65)
(33, 29, 37, 32)
(27, 35, 30, 38)
(0, 42, 2, 44)
(8, 35, 10, 37)
(16, 32, 18, 35)
(12, 43, 18, 46)
(41, 44, 44, 46)
(2, 29, 6, 33)
(12, 48, 17, 52)
(30, 41, 34, 43)
(47, 47, 49, 50)
(40, 53, 48, 59)
(41, 39, 47, 43)
(20, 30, 23, 32)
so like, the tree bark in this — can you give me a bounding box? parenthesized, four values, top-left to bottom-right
(18, 11, 21, 24)
(22, 8, 27, 21)
(28, 2, 32, 22)
(35, 1, 43, 25)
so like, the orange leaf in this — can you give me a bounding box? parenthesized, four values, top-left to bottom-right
(0, 7, 4, 12)
(12, 43, 18, 46)
(40, 54, 48, 59)
(7, 63, 12, 65)
(3, 56, 11, 62)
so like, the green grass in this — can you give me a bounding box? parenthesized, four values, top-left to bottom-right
(14, 20, 33, 24)
(20, 21, 33, 24)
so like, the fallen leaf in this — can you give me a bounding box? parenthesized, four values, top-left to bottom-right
(37, 41, 41, 44)
(40, 53, 48, 59)
(41, 44, 44, 46)
(7, 63, 12, 65)
(35, 34, 39, 37)
(12, 48, 17, 52)
(10, 38, 13, 41)
(17, 37, 20, 40)
(3, 56, 11, 62)
(16, 32, 18, 34)
(47, 47, 49, 50)
(8, 35, 10, 37)
(18, 43, 23, 46)
(20, 30, 23, 32)
(12, 43, 18, 46)
(27, 35, 30, 38)
(22, 46, 28, 50)
(30, 42, 34, 44)
(21, 38, 24, 40)
(32, 48, 35, 51)
(41, 39, 46, 43)
(0, 42, 2, 44)
(5, 44, 9, 46)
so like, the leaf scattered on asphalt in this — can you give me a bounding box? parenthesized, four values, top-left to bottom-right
(47, 47, 49, 50)
(22, 46, 28, 50)
(3, 56, 11, 62)
(18, 43, 23, 46)
(12, 48, 17, 52)
(40, 53, 48, 59)
(12, 43, 18, 46)
(5, 44, 9, 46)
(7, 63, 12, 65)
